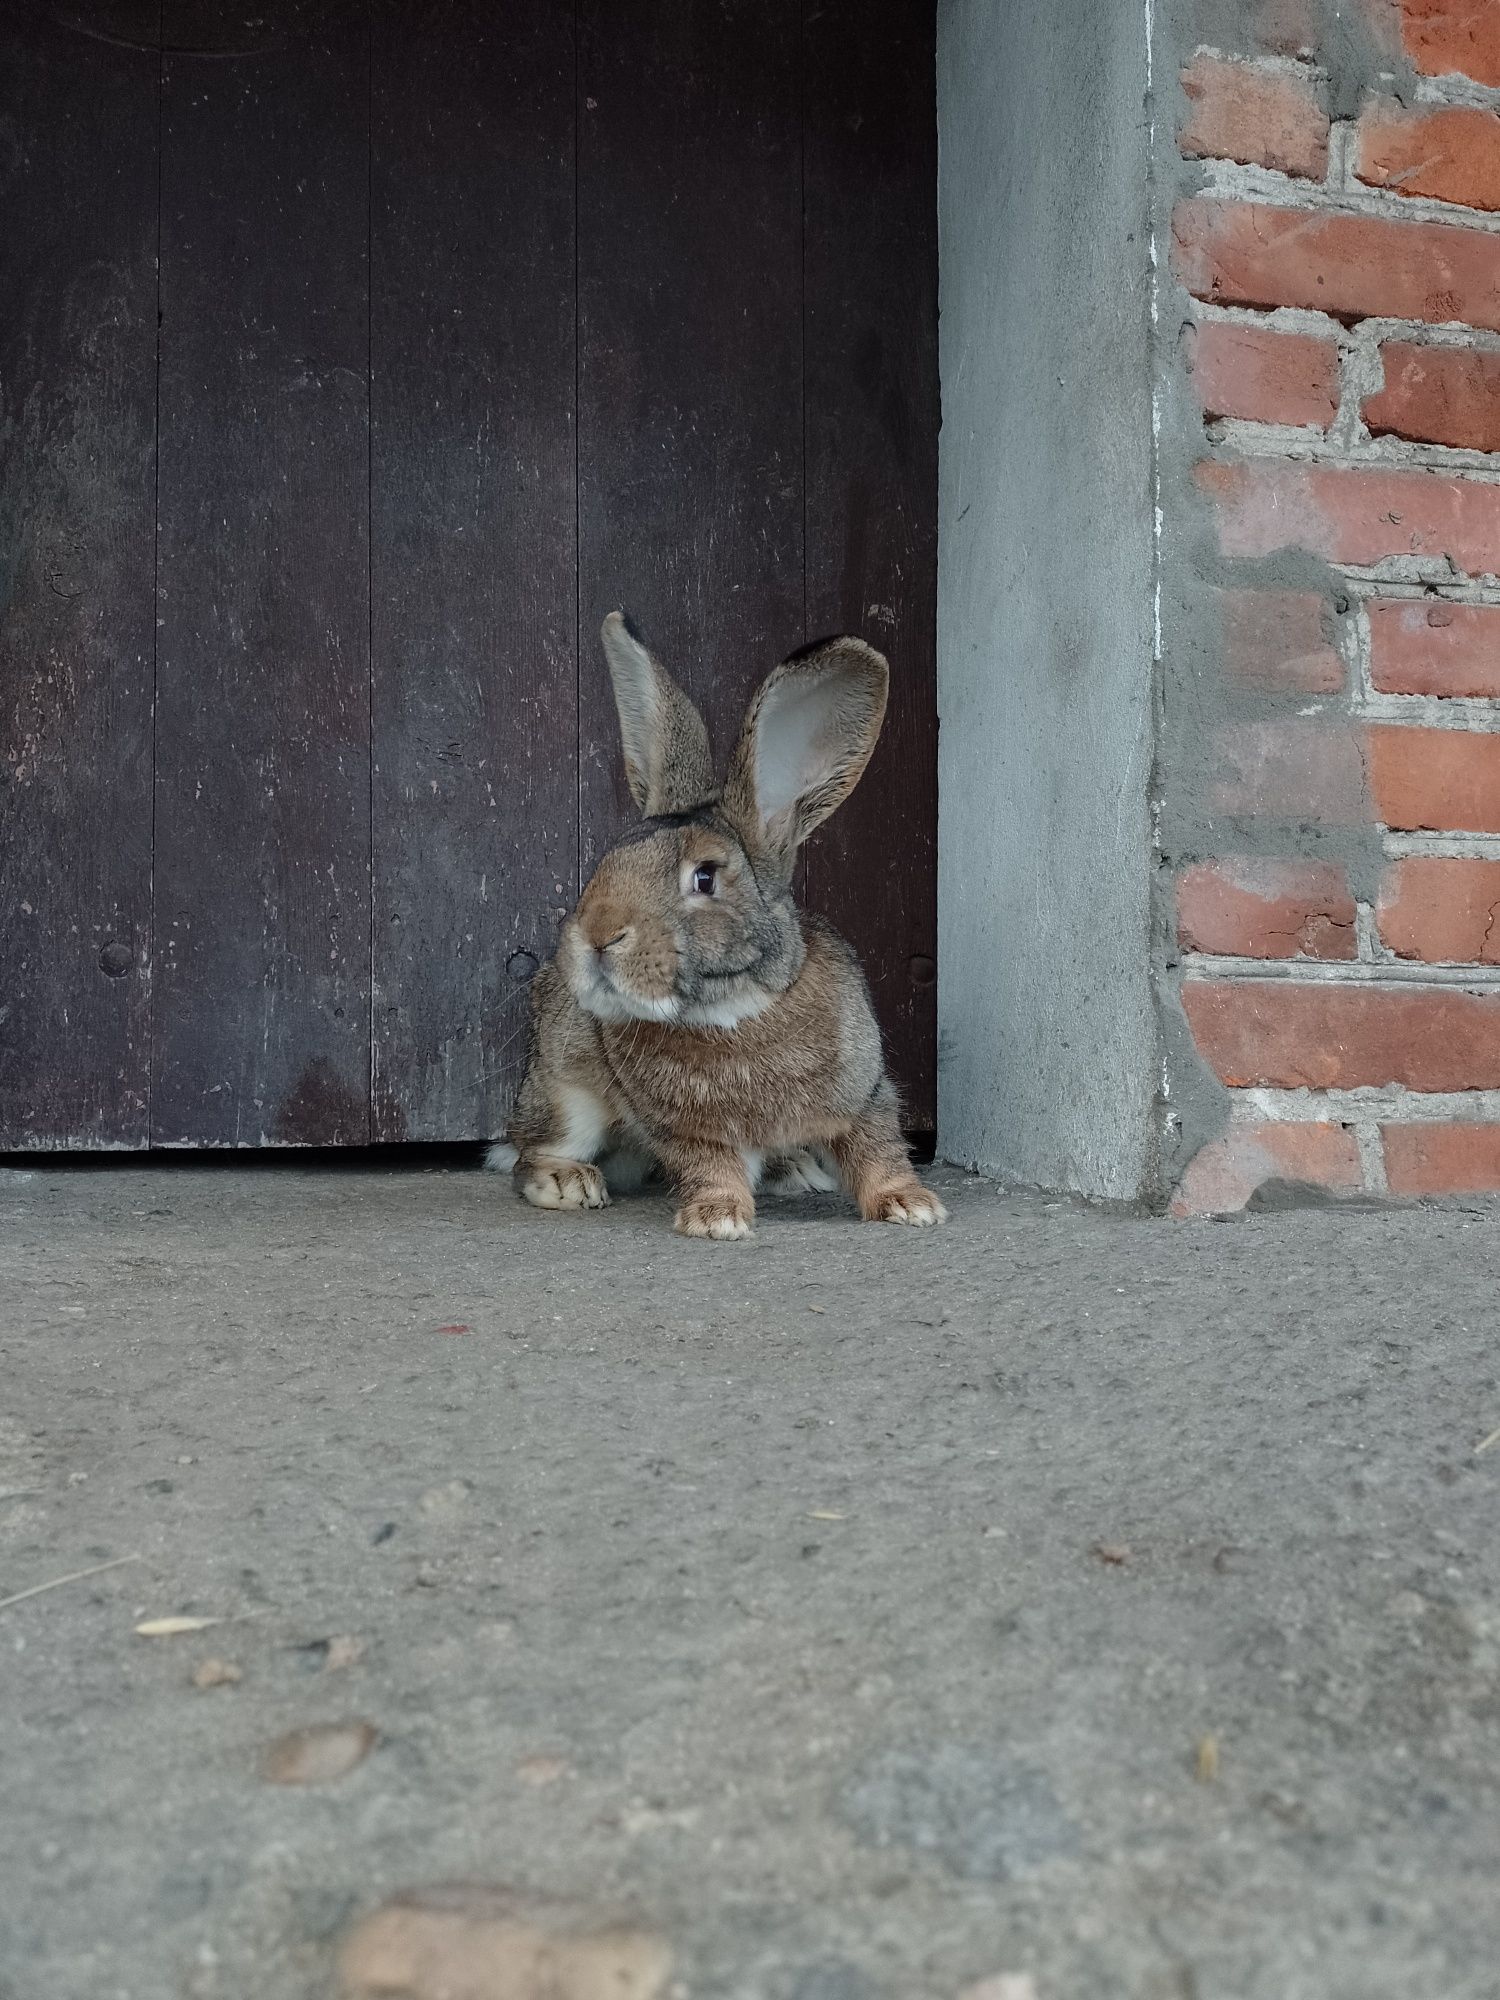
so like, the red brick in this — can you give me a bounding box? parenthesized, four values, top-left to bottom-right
(1180, 53, 1330, 179)
(1188, 321, 1340, 428)
(1173, 196, 1500, 333)
(1197, 459, 1500, 575)
(1183, 978, 1500, 1088)
(1378, 856, 1500, 961)
(1383, 1122, 1500, 1193)
(1396, 0, 1500, 88)
(1172, 1119, 1363, 1216)
(1368, 598, 1500, 698)
(1211, 720, 1370, 822)
(1179, 858, 1357, 958)
(1364, 341, 1500, 453)
(1358, 100, 1500, 213)
(1222, 587, 1344, 693)
(1368, 724, 1500, 832)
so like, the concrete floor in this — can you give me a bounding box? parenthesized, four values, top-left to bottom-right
(2, 1159, 1498, 2000)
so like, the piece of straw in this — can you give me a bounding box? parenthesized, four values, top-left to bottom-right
(0, 1553, 142, 1612)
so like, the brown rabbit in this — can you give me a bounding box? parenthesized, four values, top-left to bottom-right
(488, 612, 945, 1241)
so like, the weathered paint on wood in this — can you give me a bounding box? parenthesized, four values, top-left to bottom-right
(803, 0, 940, 1129)
(370, 0, 577, 1142)
(1, 0, 937, 1147)
(152, 0, 372, 1144)
(0, 3, 159, 1148)
(575, 0, 805, 869)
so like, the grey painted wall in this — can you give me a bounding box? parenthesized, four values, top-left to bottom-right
(936, 0, 1159, 1200)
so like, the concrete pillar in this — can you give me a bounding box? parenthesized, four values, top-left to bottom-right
(937, 0, 1159, 1200)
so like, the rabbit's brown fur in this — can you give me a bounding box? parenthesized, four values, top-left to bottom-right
(498, 613, 945, 1240)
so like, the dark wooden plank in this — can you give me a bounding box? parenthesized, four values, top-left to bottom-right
(152, 0, 371, 1145)
(0, 3, 159, 1149)
(577, 0, 804, 870)
(370, 0, 577, 1142)
(803, 0, 939, 1130)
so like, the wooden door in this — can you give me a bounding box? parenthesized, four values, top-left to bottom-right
(1, 0, 937, 1150)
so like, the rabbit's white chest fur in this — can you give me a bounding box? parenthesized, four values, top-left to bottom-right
(593, 924, 879, 1149)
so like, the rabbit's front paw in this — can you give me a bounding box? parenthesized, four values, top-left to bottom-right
(675, 1193, 755, 1241)
(522, 1161, 610, 1211)
(866, 1180, 947, 1227)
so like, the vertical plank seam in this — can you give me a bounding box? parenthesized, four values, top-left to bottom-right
(797, 0, 809, 908)
(147, 0, 165, 1147)
(573, 0, 583, 904)
(799, 0, 808, 655)
(366, 0, 376, 1141)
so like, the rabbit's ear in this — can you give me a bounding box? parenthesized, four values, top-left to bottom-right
(724, 638, 889, 875)
(601, 612, 717, 816)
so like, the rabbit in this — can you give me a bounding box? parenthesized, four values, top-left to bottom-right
(487, 611, 946, 1241)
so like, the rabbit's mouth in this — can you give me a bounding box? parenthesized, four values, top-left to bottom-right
(579, 972, 682, 1025)
(564, 930, 682, 1024)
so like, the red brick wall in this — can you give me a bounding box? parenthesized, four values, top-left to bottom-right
(1167, 1, 1500, 1213)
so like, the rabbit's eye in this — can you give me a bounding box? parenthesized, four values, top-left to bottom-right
(690, 863, 719, 897)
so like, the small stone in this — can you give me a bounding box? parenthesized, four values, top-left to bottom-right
(419, 1478, 475, 1520)
(192, 1658, 242, 1690)
(517, 1755, 570, 1787)
(263, 1720, 377, 1786)
(1093, 1542, 1131, 1566)
(337, 1884, 671, 2000)
(324, 1634, 365, 1672)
